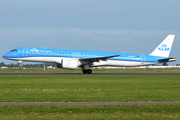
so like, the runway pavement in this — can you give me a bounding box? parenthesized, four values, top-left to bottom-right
(1, 73, 180, 76)
(0, 101, 180, 105)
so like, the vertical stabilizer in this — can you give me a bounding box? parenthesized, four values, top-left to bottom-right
(150, 35, 175, 57)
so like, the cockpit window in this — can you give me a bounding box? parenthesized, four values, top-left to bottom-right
(10, 49, 17, 52)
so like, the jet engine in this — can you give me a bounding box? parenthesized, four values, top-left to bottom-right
(61, 59, 79, 69)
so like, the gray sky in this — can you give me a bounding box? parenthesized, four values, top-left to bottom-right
(1, 0, 180, 65)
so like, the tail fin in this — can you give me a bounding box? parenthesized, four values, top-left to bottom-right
(149, 35, 175, 57)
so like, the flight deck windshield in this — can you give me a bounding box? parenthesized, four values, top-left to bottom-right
(10, 49, 17, 52)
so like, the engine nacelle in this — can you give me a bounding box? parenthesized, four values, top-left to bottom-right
(61, 59, 79, 70)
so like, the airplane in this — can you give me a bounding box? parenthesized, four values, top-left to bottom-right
(3, 35, 176, 74)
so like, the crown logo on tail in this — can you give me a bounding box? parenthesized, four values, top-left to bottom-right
(161, 44, 167, 47)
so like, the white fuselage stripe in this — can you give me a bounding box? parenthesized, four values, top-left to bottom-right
(6, 56, 158, 67)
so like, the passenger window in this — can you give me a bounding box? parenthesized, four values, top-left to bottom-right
(44, 52, 46, 54)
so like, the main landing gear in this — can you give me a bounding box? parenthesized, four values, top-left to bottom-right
(82, 65, 92, 74)
(82, 69, 92, 74)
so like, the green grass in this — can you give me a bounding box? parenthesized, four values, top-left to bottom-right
(0, 105, 180, 119)
(0, 76, 180, 119)
(0, 76, 180, 102)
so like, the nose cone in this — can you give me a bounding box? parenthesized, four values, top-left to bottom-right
(3, 53, 9, 59)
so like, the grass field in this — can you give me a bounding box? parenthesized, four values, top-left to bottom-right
(0, 76, 180, 102)
(0, 105, 180, 119)
(0, 76, 180, 119)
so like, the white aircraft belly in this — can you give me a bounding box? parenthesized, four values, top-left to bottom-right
(7, 57, 64, 63)
(92, 60, 157, 67)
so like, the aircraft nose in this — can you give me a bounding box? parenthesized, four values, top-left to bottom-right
(3, 53, 9, 59)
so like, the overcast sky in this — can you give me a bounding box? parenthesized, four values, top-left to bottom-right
(1, 0, 180, 65)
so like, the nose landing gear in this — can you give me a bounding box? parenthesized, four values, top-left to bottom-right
(18, 61, 23, 70)
(19, 66, 23, 70)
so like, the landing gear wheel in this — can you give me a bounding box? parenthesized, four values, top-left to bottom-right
(87, 69, 92, 74)
(19, 66, 23, 70)
(83, 69, 87, 74)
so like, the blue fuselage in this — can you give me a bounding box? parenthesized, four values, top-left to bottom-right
(3, 47, 169, 67)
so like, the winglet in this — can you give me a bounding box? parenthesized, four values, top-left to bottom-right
(150, 35, 175, 57)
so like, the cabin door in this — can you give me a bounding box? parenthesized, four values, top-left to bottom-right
(141, 55, 145, 64)
(72, 52, 76, 58)
(23, 48, 28, 57)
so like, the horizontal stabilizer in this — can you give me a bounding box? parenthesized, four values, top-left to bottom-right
(158, 57, 176, 62)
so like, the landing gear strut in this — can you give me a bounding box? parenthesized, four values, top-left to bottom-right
(82, 69, 92, 74)
(18, 61, 23, 70)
